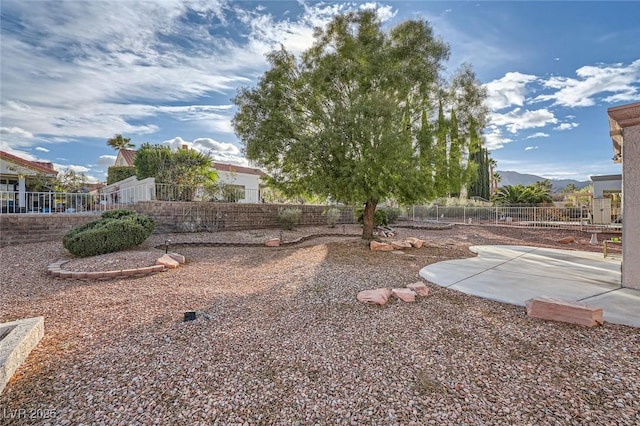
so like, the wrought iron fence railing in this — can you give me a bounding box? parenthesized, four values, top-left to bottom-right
(403, 205, 622, 232)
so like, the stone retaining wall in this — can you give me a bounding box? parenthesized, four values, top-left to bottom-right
(0, 203, 355, 246)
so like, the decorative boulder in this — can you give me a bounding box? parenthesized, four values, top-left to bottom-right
(407, 282, 429, 297)
(370, 241, 395, 251)
(392, 288, 416, 302)
(265, 238, 280, 247)
(168, 253, 186, 264)
(391, 240, 412, 249)
(357, 288, 392, 306)
(558, 236, 576, 244)
(525, 297, 603, 327)
(156, 254, 180, 269)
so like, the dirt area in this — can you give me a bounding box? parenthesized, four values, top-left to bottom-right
(0, 224, 636, 425)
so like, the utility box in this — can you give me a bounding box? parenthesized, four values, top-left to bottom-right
(592, 198, 612, 224)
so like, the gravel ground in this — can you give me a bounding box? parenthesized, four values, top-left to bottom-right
(1, 224, 637, 425)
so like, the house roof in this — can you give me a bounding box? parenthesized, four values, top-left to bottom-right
(0, 150, 58, 176)
(116, 148, 137, 166)
(213, 162, 267, 177)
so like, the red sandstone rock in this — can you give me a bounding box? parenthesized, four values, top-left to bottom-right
(265, 238, 280, 247)
(370, 241, 394, 251)
(156, 254, 180, 269)
(392, 288, 416, 302)
(558, 236, 576, 244)
(407, 282, 429, 297)
(525, 296, 603, 327)
(168, 253, 186, 264)
(391, 240, 412, 249)
(357, 288, 392, 305)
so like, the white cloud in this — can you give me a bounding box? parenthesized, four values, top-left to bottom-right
(526, 132, 549, 139)
(484, 72, 538, 110)
(524, 146, 538, 151)
(489, 108, 558, 134)
(554, 122, 579, 131)
(95, 155, 117, 167)
(35, 147, 50, 152)
(0, 126, 33, 139)
(483, 126, 512, 150)
(162, 136, 245, 164)
(534, 59, 640, 107)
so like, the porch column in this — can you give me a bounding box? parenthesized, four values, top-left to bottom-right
(608, 102, 640, 290)
(18, 175, 26, 210)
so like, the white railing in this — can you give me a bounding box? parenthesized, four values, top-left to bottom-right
(0, 191, 119, 214)
(404, 205, 622, 231)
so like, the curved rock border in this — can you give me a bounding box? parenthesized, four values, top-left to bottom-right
(46, 253, 189, 281)
(155, 232, 362, 250)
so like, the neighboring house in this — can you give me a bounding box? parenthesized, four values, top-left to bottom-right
(114, 148, 137, 167)
(106, 146, 268, 203)
(590, 174, 622, 225)
(0, 150, 58, 212)
(212, 162, 267, 203)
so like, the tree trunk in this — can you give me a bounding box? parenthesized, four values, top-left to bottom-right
(361, 199, 378, 240)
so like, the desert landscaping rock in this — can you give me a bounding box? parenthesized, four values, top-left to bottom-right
(391, 240, 413, 249)
(526, 296, 604, 327)
(156, 254, 180, 269)
(356, 288, 392, 305)
(407, 282, 430, 297)
(392, 288, 417, 302)
(1, 224, 635, 424)
(167, 253, 186, 264)
(558, 236, 577, 244)
(369, 241, 394, 251)
(265, 238, 280, 247)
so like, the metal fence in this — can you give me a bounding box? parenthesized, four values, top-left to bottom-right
(403, 205, 622, 232)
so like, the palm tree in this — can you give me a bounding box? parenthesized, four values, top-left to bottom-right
(107, 134, 134, 151)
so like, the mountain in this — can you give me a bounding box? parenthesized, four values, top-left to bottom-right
(497, 171, 591, 193)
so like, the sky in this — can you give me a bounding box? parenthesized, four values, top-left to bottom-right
(1, 0, 639, 184)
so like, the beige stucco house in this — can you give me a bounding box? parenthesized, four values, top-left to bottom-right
(608, 102, 640, 290)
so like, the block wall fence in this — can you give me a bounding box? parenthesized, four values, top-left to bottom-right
(0, 202, 355, 247)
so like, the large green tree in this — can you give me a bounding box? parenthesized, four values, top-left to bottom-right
(232, 11, 487, 239)
(107, 134, 134, 151)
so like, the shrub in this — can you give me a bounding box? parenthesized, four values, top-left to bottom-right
(380, 206, 403, 223)
(354, 207, 389, 227)
(63, 211, 155, 257)
(278, 208, 302, 230)
(323, 207, 341, 227)
(106, 166, 136, 185)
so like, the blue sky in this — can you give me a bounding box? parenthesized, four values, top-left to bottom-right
(1, 1, 638, 183)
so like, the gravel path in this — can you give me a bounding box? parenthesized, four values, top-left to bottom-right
(1, 224, 637, 425)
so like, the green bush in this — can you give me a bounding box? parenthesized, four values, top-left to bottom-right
(380, 206, 403, 224)
(278, 208, 302, 230)
(354, 207, 389, 227)
(323, 207, 341, 227)
(63, 211, 155, 257)
(106, 166, 136, 185)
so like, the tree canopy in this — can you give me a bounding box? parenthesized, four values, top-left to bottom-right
(107, 134, 134, 151)
(232, 11, 488, 238)
(134, 143, 217, 189)
(491, 182, 553, 206)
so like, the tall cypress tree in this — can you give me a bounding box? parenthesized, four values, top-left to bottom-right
(448, 108, 462, 197)
(434, 100, 449, 196)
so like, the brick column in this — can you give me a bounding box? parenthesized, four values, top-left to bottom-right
(608, 102, 640, 289)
